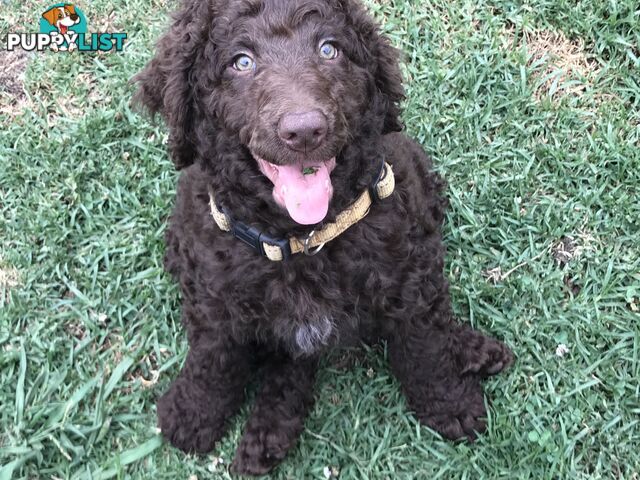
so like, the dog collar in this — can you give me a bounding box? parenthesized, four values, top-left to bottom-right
(208, 160, 395, 261)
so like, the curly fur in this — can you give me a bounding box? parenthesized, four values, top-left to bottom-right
(133, 0, 513, 475)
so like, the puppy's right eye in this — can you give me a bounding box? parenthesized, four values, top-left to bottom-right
(319, 41, 339, 60)
(232, 54, 255, 72)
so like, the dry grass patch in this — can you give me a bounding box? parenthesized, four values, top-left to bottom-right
(0, 49, 31, 117)
(504, 27, 599, 101)
(0, 264, 20, 305)
(88, 10, 122, 33)
(552, 229, 597, 266)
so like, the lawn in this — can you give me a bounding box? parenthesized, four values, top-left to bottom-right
(1, 0, 639, 478)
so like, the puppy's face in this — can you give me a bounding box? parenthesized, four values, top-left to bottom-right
(217, 2, 353, 161)
(207, 0, 375, 223)
(135, 0, 403, 224)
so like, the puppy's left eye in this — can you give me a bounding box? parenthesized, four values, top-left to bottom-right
(233, 54, 255, 72)
(319, 41, 339, 60)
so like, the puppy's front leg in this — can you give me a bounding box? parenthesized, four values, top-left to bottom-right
(157, 330, 251, 453)
(388, 295, 512, 441)
(232, 355, 318, 476)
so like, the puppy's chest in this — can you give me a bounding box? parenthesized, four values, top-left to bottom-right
(264, 289, 356, 355)
(246, 268, 369, 355)
(290, 315, 335, 355)
(207, 220, 404, 352)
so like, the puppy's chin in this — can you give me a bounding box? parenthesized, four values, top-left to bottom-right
(254, 154, 337, 225)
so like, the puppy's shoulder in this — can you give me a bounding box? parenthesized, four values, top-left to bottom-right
(381, 132, 447, 231)
(169, 163, 221, 242)
(381, 132, 434, 172)
(175, 163, 211, 211)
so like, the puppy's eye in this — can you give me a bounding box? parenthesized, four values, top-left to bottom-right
(233, 54, 255, 72)
(319, 41, 339, 60)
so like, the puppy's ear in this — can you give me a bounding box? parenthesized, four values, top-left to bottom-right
(340, 0, 405, 133)
(42, 7, 59, 26)
(132, 1, 212, 169)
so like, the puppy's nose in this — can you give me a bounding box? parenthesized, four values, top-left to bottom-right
(70, 14, 79, 21)
(278, 111, 328, 152)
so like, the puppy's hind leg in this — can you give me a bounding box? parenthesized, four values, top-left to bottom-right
(231, 355, 318, 476)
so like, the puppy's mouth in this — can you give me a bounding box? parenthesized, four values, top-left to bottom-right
(254, 156, 337, 225)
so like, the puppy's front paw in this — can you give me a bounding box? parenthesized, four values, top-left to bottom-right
(416, 377, 487, 442)
(157, 377, 225, 453)
(231, 426, 289, 476)
(459, 332, 513, 377)
(422, 409, 486, 442)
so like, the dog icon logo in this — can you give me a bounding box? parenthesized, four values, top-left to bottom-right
(40, 3, 86, 51)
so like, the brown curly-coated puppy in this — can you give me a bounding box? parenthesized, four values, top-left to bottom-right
(133, 0, 513, 475)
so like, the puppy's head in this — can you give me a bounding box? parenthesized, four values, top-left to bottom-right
(134, 0, 403, 224)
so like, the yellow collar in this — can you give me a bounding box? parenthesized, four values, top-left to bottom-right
(208, 162, 395, 261)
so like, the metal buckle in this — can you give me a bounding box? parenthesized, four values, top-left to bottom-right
(303, 230, 325, 256)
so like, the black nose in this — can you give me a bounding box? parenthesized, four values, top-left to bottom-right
(70, 14, 79, 21)
(278, 110, 328, 152)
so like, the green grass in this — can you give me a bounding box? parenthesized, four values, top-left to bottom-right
(1, 0, 639, 478)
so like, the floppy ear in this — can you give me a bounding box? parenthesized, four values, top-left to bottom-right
(340, 0, 405, 133)
(132, 1, 212, 169)
(42, 7, 59, 26)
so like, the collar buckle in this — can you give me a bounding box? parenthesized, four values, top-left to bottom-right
(260, 234, 291, 260)
(231, 221, 291, 260)
(231, 221, 262, 252)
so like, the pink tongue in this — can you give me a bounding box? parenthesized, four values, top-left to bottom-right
(257, 158, 336, 225)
